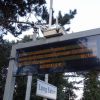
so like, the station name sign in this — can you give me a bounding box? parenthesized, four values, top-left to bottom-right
(16, 31, 100, 75)
(36, 79, 57, 100)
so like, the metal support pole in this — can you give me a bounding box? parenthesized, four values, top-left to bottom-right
(45, 74, 49, 83)
(33, 31, 37, 41)
(43, 0, 53, 100)
(25, 28, 37, 100)
(3, 46, 16, 100)
(43, 74, 49, 100)
(49, 0, 53, 28)
(56, 17, 58, 28)
(25, 75, 32, 100)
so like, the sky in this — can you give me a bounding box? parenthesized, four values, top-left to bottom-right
(48, 0, 100, 32)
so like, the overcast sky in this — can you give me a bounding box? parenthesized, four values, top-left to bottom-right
(47, 0, 100, 32)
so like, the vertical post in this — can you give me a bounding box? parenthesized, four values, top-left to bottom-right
(3, 46, 16, 100)
(43, 0, 53, 100)
(45, 74, 48, 83)
(25, 29, 37, 100)
(56, 17, 58, 28)
(33, 30, 37, 41)
(43, 74, 48, 100)
(25, 75, 32, 100)
(49, 0, 53, 28)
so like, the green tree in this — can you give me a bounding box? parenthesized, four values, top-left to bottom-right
(0, 0, 47, 37)
(0, 0, 76, 42)
(0, 40, 12, 99)
(49, 73, 77, 100)
(58, 10, 76, 26)
(82, 71, 100, 100)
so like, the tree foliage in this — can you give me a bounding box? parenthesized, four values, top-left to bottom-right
(49, 73, 77, 100)
(0, 0, 47, 37)
(82, 71, 100, 100)
(58, 10, 77, 26)
(0, 0, 76, 41)
(0, 40, 12, 99)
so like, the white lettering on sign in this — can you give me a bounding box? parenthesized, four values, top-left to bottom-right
(36, 79, 57, 100)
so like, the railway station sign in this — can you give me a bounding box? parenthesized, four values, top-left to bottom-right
(36, 79, 57, 99)
(16, 28, 100, 75)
